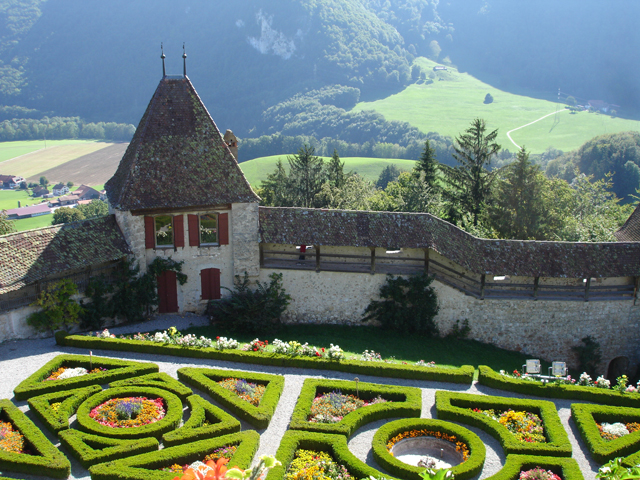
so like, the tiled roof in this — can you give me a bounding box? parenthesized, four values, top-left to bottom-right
(0, 215, 130, 295)
(259, 207, 640, 278)
(106, 76, 259, 211)
(6, 204, 51, 218)
(615, 204, 640, 242)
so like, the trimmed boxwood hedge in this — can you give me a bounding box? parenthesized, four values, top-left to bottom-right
(27, 384, 102, 433)
(57, 332, 474, 384)
(177, 367, 284, 429)
(372, 418, 486, 480)
(435, 391, 572, 457)
(58, 428, 159, 468)
(88, 430, 260, 480)
(0, 399, 71, 478)
(478, 365, 640, 407)
(571, 403, 640, 463)
(483, 454, 584, 480)
(13, 354, 158, 400)
(110, 372, 193, 400)
(76, 386, 182, 439)
(265, 430, 398, 480)
(161, 394, 241, 447)
(289, 378, 421, 437)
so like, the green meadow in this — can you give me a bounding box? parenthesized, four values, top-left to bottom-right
(239, 155, 416, 187)
(353, 57, 640, 154)
(0, 139, 101, 163)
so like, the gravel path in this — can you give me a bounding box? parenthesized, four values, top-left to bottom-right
(0, 315, 599, 480)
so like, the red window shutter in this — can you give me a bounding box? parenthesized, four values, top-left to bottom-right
(219, 213, 229, 245)
(188, 214, 199, 246)
(174, 215, 185, 248)
(201, 268, 221, 300)
(144, 216, 155, 249)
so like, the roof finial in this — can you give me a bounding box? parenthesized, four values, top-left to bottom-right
(182, 42, 187, 77)
(161, 43, 166, 77)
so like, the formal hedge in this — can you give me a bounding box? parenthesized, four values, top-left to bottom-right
(264, 430, 397, 480)
(89, 430, 260, 480)
(371, 418, 486, 480)
(177, 367, 284, 429)
(57, 332, 474, 383)
(483, 454, 584, 480)
(289, 378, 421, 437)
(435, 391, 572, 457)
(110, 372, 193, 400)
(27, 384, 102, 433)
(0, 399, 71, 478)
(58, 429, 159, 469)
(571, 403, 640, 463)
(13, 354, 158, 400)
(75, 386, 182, 439)
(478, 365, 640, 407)
(161, 394, 241, 447)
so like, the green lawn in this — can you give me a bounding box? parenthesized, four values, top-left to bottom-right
(12, 214, 53, 231)
(240, 155, 416, 187)
(0, 139, 100, 163)
(0, 189, 34, 211)
(180, 323, 548, 374)
(353, 57, 640, 154)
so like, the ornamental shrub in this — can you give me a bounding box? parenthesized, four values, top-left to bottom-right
(27, 279, 83, 335)
(208, 272, 291, 334)
(362, 273, 439, 336)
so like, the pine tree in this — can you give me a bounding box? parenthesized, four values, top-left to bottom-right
(326, 149, 346, 189)
(258, 159, 292, 207)
(441, 118, 501, 225)
(413, 140, 438, 190)
(288, 144, 326, 208)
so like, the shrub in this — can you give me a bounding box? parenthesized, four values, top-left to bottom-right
(27, 385, 102, 433)
(362, 273, 439, 336)
(207, 272, 291, 334)
(482, 454, 583, 480)
(484, 93, 494, 104)
(80, 276, 113, 330)
(26, 279, 83, 334)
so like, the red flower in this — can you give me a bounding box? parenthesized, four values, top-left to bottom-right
(322, 348, 325, 352)
(315, 352, 321, 357)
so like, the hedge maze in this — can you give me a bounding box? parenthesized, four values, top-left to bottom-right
(3, 351, 639, 480)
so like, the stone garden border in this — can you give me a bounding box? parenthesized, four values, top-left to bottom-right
(76, 386, 182, 439)
(13, 354, 158, 400)
(435, 391, 572, 456)
(289, 378, 421, 437)
(371, 418, 486, 480)
(177, 367, 284, 429)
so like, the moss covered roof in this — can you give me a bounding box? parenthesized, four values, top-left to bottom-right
(0, 215, 130, 294)
(259, 207, 640, 278)
(106, 76, 259, 211)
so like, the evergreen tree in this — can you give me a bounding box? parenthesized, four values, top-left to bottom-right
(258, 159, 292, 207)
(441, 118, 501, 226)
(413, 140, 438, 190)
(488, 147, 559, 240)
(376, 164, 402, 189)
(326, 149, 346, 189)
(288, 144, 326, 208)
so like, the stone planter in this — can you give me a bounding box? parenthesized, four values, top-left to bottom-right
(390, 436, 464, 469)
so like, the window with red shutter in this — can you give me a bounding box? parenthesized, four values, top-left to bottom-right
(219, 213, 229, 245)
(174, 215, 185, 248)
(188, 214, 199, 246)
(201, 268, 221, 300)
(144, 216, 155, 249)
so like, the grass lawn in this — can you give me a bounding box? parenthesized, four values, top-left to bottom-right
(0, 140, 115, 179)
(240, 155, 416, 187)
(0, 189, 36, 211)
(181, 323, 544, 374)
(353, 57, 640, 154)
(11, 214, 53, 231)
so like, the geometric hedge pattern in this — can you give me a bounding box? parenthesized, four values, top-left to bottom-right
(1, 352, 621, 480)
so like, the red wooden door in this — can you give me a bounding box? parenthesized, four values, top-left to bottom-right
(158, 270, 178, 313)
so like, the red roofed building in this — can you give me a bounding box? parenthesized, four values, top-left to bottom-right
(5, 203, 51, 219)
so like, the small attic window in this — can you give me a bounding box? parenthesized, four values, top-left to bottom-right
(155, 215, 174, 247)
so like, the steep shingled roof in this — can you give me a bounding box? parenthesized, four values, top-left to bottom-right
(106, 76, 259, 211)
(259, 207, 640, 278)
(615, 203, 640, 242)
(0, 215, 130, 295)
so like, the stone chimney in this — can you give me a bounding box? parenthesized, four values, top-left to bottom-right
(223, 129, 239, 161)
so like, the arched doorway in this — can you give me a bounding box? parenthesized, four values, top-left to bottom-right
(606, 356, 630, 380)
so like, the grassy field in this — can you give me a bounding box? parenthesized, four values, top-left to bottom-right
(353, 57, 640, 154)
(11, 214, 52, 231)
(0, 141, 115, 179)
(0, 189, 34, 211)
(0, 139, 103, 163)
(240, 155, 416, 187)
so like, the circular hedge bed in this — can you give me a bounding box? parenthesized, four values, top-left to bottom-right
(76, 386, 182, 439)
(372, 418, 486, 480)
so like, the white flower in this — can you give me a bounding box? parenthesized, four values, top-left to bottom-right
(215, 336, 239, 350)
(328, 344, 345, 360)
(602, 422, 629, 437)
(578, 372, 593, 386)
(57, 367, 88, 380)
(595, 376, 611, 389)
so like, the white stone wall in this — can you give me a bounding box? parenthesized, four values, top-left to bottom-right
(0, 304, 42, 341)
(231, 203, 260, 277)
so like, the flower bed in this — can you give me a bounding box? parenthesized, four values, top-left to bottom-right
(90, 396, 166, 428)
(519, 467, 562, 480)
(218, 378, 266, 406)
(159, 445, 237, 474)
(482, 455, 583, 480)
(284, 448, 356, 480)
(0, 420, 25, 454)
(289, 378, 421, 437)
(472, 408, 546, 443)
(44, 366, 108, 381)
(372, 418, 485, 480)
(436, 391, 571, 456)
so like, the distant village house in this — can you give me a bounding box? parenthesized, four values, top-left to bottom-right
(5, 203, 52, 220)
(0, 175, 25, 189)
(51, 183, 70, 196)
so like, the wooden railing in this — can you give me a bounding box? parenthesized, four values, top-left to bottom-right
(260, 245, 638, 303)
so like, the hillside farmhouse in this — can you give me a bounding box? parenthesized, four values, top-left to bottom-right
(1, 67, 640, 377)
